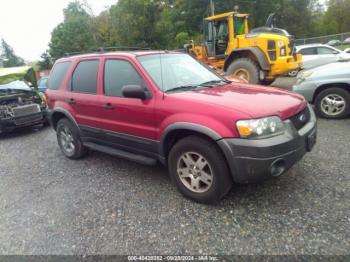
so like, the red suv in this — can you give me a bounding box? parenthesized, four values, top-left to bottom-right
(46, 51, 317, 203)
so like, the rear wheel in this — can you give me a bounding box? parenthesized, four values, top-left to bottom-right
(226, 58, 260, 84)
(288, 69, 299, 77)
(56, 118, 87, 159)
(315, 88, 350, 119)
(168, 136, 232, 204)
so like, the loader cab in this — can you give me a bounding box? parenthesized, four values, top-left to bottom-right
(203, 13, 249, 58)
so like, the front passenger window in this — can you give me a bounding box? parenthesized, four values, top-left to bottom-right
(104, 60, 144, 97)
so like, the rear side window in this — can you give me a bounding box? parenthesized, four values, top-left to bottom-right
(71, 60, 99, 94)
(299, 48, 317, 55)
(104, 59, 143, 97)
(48, 62, 71, 90)
(317, 47, 338, 55)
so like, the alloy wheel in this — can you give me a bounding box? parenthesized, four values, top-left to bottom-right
(320, 94, 346, 116)
(60, 126, 75, 154)
(177, 152, 213, 193)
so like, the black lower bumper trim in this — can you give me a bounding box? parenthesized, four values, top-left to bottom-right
(218, 105, 317, 183)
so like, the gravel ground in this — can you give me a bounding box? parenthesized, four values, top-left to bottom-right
(0, 118, 349, 255)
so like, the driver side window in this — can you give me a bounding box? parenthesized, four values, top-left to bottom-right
(104, 59, 144, 97)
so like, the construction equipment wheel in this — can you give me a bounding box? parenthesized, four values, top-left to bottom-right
(226, 58, 260, 84)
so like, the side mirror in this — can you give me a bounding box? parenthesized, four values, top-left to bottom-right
(333, 51, 339, 55)
(122, 85, 147, 100)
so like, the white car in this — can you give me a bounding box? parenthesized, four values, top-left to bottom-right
(288, 44, 350, 76)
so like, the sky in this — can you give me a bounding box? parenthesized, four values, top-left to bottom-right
(0, 0, 117, 61)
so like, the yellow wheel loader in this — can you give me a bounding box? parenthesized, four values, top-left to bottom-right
(185, 12, 303, 84)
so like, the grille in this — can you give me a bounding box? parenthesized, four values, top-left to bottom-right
(290, 106, 310, 130)
(14, 113, 43, 126)
(12, 104, 40, 117)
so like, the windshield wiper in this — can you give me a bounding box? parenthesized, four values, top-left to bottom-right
(198, 79, 229, 87)
(165, 85, 198, 93)
(165, 80, 229, 93)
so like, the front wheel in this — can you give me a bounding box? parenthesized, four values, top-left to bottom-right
(168, 136, 232, 204)
(315, 88, 350, 119)
(226, 58, 260, 84)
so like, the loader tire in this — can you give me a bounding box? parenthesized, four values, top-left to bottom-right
(226, 58, 260, 84)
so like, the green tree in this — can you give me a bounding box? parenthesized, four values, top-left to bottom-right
(93, 10, 114, 47)
(109, 0, 162, 48)
(37, 51, 53, 70)
(1, 39, 25, 67)
(323, 0, 350, 34)
(49, 1, 96, 60)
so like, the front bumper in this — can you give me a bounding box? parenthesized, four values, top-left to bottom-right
(269, 54, 303, 77)
(0, 110, 47, 133)
(218, 104, 317, 183)
(293, 81, 317, 102)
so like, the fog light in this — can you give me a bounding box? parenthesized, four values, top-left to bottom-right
(270, 159, 286, 177)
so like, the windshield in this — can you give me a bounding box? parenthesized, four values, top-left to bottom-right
(137, 53, 223, 92)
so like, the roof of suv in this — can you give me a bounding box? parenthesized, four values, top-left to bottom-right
(56, 50, 181, 63)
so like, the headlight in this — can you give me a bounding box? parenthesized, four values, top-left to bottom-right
(295, 78, 303, 85)
(300, 71, 313, 78)
(295, 71, 313, 85)
(236, 116, 285, 139)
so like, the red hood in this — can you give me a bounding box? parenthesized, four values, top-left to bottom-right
(171, 83, 307, 120)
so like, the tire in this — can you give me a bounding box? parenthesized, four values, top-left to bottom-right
(288, 70, 299, 77)
(56, 118, 87, 159)
(314, 88, 350, 119)
(168, 136, 232, 204)
(226, 58, 260, 84)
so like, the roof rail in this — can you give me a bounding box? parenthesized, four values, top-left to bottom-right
(63, 46, 151, 57)
(96, 46, 151, 52)
(64, 51, 92, 57)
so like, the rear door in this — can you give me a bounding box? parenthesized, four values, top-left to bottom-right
(65, 59, 104, 130)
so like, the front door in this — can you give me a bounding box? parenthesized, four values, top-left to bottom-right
(97, 58, 157, 155)
(204, 20, 216, 57)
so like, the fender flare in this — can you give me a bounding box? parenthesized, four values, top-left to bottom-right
(224, 47, 271, 72)
(159, 122, 222, 157)
(50, 107, 80, 131)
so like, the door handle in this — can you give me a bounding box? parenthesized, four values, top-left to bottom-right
(103, 103, 114, 110)
(68, 98, 76, 104)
